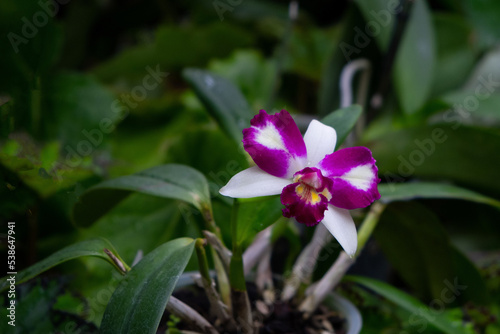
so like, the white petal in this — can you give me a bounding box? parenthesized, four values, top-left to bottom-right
(303, 120, 337, 167)
(219, 166, 290, 198)
(321, 205, 357, 256)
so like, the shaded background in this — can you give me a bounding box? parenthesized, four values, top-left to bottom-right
(1, 0, 500, 333)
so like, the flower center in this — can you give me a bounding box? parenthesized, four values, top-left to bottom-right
(292, 168, 332, 205)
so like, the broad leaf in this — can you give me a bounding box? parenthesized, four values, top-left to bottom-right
(440, 92, 500, 126)
(353, 0, 393, 51)
(374, 202, 455, 300)
(393, 0, 435, 114)
(436, 47, 500, 127)
(46, 73, 120, 148)
(463, 47, 500, 91)
(345, 275, 471, 334)
(79, 195, 193, 265)
(72, 164, 211, 227)
(317, 7, 367, 116)
(0, 280, 97, 334)
(379, 182, 500, 209)
(236, 197, 283, 247)
(431, 14, 476, 95)
(461, 0, 500, 49)
(0, 238, 122, 292)
(100, 238, 195, 334)
(321, 105, 363, 149)
(92, 23, 253, 82)
(354, 0, 436, 114)
(368, 124, 500, 192)
(183, 68, 253, 143)
(76, 194, 197, 325)
(450, 246, 489, 305)
(209, 50, 276, 110)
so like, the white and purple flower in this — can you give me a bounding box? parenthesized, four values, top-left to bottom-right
(220, 110, 381, 256)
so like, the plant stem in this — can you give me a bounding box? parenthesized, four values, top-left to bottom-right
(339, 59, 372, 109)
(339, 59, 372, 146)
(201, 205, 224, 242)
(200, 206, 232, 308)
(255, 247, 273, 293)
(229, 200, 246, 291)
(103, 248, 130, 274)
(229, 200, 254, 333)
(212, 249, 232, 310)
(195, 238, 232, 324)
(242, 226, 272, 276)
(166, 296, 219, 334)
(299, 202, 387, 315)
(281, 223, 332, 301)
(195, 239, 211, 281)
(203, 230, 231, 272)
(298, 251, 354, 315)
(356, 202, 386, 257)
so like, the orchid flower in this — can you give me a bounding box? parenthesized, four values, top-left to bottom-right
(220, 110, 380, 256)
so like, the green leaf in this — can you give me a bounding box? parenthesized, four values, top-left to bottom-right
(209, 50, 276, 110)
(374, 202, 455, 300)
(345, 275, 471, 334)
(462, 48, 500, 91)
(450, 246, 490, 305)
(353, 0, 393, 51)
(163, 128, 248, 184)
(74, 194, 197, 325)
(436, 47, 500, 127)
(182, 68, 253, 143)
(431, 13, 476, 96)
(45, 73, 120, 148)
(236, 197, 283, 246)
(284, 26, 339, 81)
(317, 7, 366, 116)
(368, 124, 500, 192)
(379, 182, 500, 209)
(461, 0, 500, 49)
(92, 23, 254, 82)
(320, 105, 363, 149)
(440, 92, 500, 126)
(393, 0, 435, 114)
(79, 194, 193, 265)
(0, 238, 122, 292)
(100, 238, 195, 334)
(0, 139, 93, 198)
(72, 164, 211, 227)
(354, 0, 436, 114)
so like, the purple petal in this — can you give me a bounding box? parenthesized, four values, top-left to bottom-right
(280, 167, 333, 226)
(281, 183, 329, 226)
(243, 110, 306, 178)
(318, 147, 381, 210)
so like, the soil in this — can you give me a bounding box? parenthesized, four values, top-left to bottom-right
(161, 282, 347, 334)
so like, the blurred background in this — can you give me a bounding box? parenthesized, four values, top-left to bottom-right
(1, 0, 500, 333)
